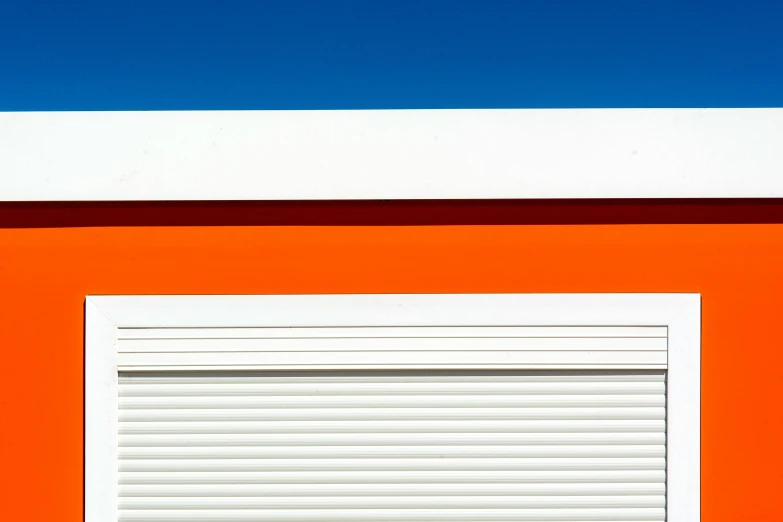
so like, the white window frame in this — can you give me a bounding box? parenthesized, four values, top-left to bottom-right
(86, 293, 700, 522)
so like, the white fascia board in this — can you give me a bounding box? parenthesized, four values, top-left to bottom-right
(2, 108, 783, 202)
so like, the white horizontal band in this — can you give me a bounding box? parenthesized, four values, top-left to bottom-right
(3, 108, 782, 201)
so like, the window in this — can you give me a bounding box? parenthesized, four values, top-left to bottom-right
(86, 294, 700, 521)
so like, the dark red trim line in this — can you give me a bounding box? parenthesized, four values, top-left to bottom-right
(2, 199, 783, 228)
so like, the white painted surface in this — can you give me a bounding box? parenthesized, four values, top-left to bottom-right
(3, 109, 783, 201)
(664, 294, 701, 522)
(118, 371, 667, 522)
(85, 293, 700, 522)
(85, 300, 119, 522)
(88, 293, 695, 328)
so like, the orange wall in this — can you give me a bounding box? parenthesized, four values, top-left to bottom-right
(2, 217, 783, 520)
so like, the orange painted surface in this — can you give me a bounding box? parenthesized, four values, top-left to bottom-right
(1, 220, 783, 520)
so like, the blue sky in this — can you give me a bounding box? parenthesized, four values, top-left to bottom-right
(1, 1, 781, 110)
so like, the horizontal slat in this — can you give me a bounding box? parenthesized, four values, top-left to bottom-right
(120, 457, 665, 472)
(120, 372, 667, 383)
(118, 507, 665, 520)
(119, 470, 667, 485)
(118, 370, 666, 520)
(118, 351, 666, 370)
(120, 445, 666, 460)
(119, 381, 665, 396)
(119, 482, 667, 497)
(120, 495, 665, 509)
(119, 326, 668, 340)
(120, 407, 665, 422)
(119, 419, 665, 435)
(120, 432, 667, 447)
(119, 394, 666, 409)
(123, 365, 668, 371)
(118, 338, 666, 353)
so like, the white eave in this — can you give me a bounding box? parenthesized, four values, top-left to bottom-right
(1, 108, 782, 201)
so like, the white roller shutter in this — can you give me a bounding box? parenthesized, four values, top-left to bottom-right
(118, 370, 666, 522)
